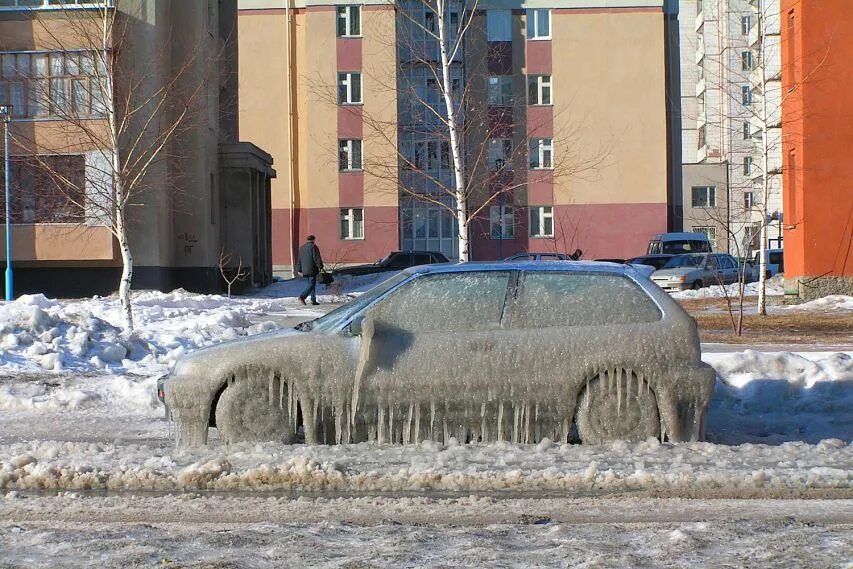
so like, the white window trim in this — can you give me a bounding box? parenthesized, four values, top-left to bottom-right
(340, 207, 365, 240)
(692, 226, 717, 250)
(339, 139, 362, 171)
(337, 5, 361, 38)
(529, 75, 552, 106)
(490, 205, 515, 239)
(530, 138, 553, 170)
(338, 72, 362, 105)
(529, 205, 554, 238)
(527, 9, 551, 40)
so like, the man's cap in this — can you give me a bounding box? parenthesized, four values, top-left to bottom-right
(307, 235, 316, 241)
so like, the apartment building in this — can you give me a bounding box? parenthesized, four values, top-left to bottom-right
(680, 0, 782, 255)
(781, 0, 853, 298)
(238, 0, 670, 271)
(0, 0, 274, 297)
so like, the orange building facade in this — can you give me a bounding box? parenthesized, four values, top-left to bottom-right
(781, 0, 853, 298)
(238, 1, 671, 271)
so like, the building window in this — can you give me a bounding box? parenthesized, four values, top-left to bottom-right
(529, 138, 553, 169)
(698, 125, 706, 149)
(741, 51, 753, 71)
(338, 72, 362, 104)
(340, 208, 364, 239)
(741, 15, 751, 35)
(487, 9, 511, 41)
(0, 50, 107, 119)
(337, 5, 361, 37)
(691, 186, 716, 208)
(0, 155, 85, 224)
(741, 85, 752, 105)
(529, 206, 553, 238)
(743, 156, 753, 176)
(488, 138, 512, 169)
(744, 191, 755, 210)
(743, 121, 751, 140)
(490, 205, 514, 238)
(692, 226, 717, 250)
(526, 9, 550, 39)
(0, 0, 103, 9)
(339, 139, 362, 171)
(527, 75, 552, 105)
(488, 76, 513, 106)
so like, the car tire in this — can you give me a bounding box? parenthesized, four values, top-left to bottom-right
(691, 280, 702, 290)
(575, 370, 660, 445)
(214, 374, 296, 444)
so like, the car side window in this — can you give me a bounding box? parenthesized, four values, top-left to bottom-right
(387, 253, 412, 268)
(508, 272, 661, 329)
(707, 256, 718, 269)
(372, 272, 512, 333)
(413, 254, 432, 265)
(540, 254, 561, 261)
(725, 256, 738, 270)
(769, 252, 783, 265)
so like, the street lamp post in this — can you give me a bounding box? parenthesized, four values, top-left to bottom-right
(1, 104, 12, 301)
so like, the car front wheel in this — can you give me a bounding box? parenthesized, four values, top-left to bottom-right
(575, 370, 660, 444)
(214, 374, 296, 444)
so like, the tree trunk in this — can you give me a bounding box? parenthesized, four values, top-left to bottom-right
(436, 0, 469, 261)
(116, 207, 135, 331)
(757, 14, 770, 317)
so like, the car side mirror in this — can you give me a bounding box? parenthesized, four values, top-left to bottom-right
(347, 315, 365, 336)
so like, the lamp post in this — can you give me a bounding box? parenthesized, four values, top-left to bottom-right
(1, 104, 12, 301)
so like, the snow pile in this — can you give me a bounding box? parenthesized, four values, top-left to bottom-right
(781, 295, 853, 312)
(671, 275, 784, 299)
(0, 291, 322, 377)
(705, 351, 853, 444)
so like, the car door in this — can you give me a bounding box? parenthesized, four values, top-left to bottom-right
(724, 255, 740, 283)
(354, 270, 514, 441)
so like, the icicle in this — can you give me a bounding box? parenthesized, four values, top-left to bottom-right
(523, 403, 531, 444)
(335, 400, 344, 445)
(404, 404, 414, 445)
(480, 402, 488, 444)
(414, 405, 421, 444)
(430, 400, 436, 440)
(497, 400, 504, 441)
(389, 407, 396, 445)
(626, 368, 633, 403)
(512, 405, 520, 444)
(378, 406, 386, 445)
(617, 368, 622, 417)
(279, 375, 285, 410)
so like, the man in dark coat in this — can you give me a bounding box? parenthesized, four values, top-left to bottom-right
(296, 235, 324, 305)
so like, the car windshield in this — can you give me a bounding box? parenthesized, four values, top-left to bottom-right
(297, 271, 411, 333)
(662, 254, 705, 269)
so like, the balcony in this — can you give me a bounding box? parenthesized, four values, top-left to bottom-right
(695, 10, 704, 31)
(695, 77, 706, 97)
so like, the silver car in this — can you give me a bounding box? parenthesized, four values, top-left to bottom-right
(650, 253, 740, 292)
(164, 262, 715, 447)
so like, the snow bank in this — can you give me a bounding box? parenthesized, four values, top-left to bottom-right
(0, 435, 849, 494)
(0, 290, 322, 377)
(780, 295, 853, 312)
(671, 275, 784, 299)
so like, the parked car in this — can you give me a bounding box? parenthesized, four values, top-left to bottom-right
(752, 248, 784, 280)
(650, 253, 740, 292)
(503, 252, 570, 261)
(594, 258, 626, 264)
(627, 254, 675, 271)
(647, 232, 712, 255)
(334, 251, 449, 276)
(163, 261, 715, 447)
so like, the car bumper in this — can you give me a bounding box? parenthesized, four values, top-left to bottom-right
(652, 281, 690, 292)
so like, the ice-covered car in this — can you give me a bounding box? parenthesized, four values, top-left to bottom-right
(163, 262, 715, 447)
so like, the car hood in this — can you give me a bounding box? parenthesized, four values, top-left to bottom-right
(652, 267, 699, 279)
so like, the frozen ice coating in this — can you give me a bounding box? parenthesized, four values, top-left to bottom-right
(164, 262, 717, 447)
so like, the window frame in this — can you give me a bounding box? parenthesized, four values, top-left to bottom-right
(526, 8, 551, 40)
(691, 186, 716, 208)
(527, 74, 552, 106)
(488, 138, 512, 169)
(340, 207, 365, 240)
(743, 156, 753, 176)
(691, 226, 717, 250)
(337, 72, 362, 105)
(339, 139, 363, 171)
(743, 191, 755, 210)
(741, 85, 752, 105)
(336, 5, 361, 37)
(487, 75, 513, 106)
(529, 138, 554, 169)
(529, 205, 554, 238)
(741, 50, 753, 71)
(490, 204, 515, 239)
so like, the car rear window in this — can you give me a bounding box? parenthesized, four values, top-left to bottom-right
(372, 272, 512, 332)
(509, 272, 661, 329)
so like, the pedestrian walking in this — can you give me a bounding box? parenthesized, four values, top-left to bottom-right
(296, 235, 324, 305)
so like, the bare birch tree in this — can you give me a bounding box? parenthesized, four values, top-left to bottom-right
(6, 2, 210, 330)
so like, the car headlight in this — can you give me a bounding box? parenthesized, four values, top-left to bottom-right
(673, 275, 687, 283)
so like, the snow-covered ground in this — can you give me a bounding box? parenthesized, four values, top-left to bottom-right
(671, 275, 786, 300)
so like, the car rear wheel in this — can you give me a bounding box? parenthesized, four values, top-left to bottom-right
(575, 370, 660, 444)
(691, 280, 702, 290)
(215, 374, 296, 444)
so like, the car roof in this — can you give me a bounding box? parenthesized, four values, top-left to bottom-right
(652, 232, 710, 240)
(404, 260, 638, 276)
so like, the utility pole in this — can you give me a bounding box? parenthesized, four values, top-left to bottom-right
(1, 104, 12, 301)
